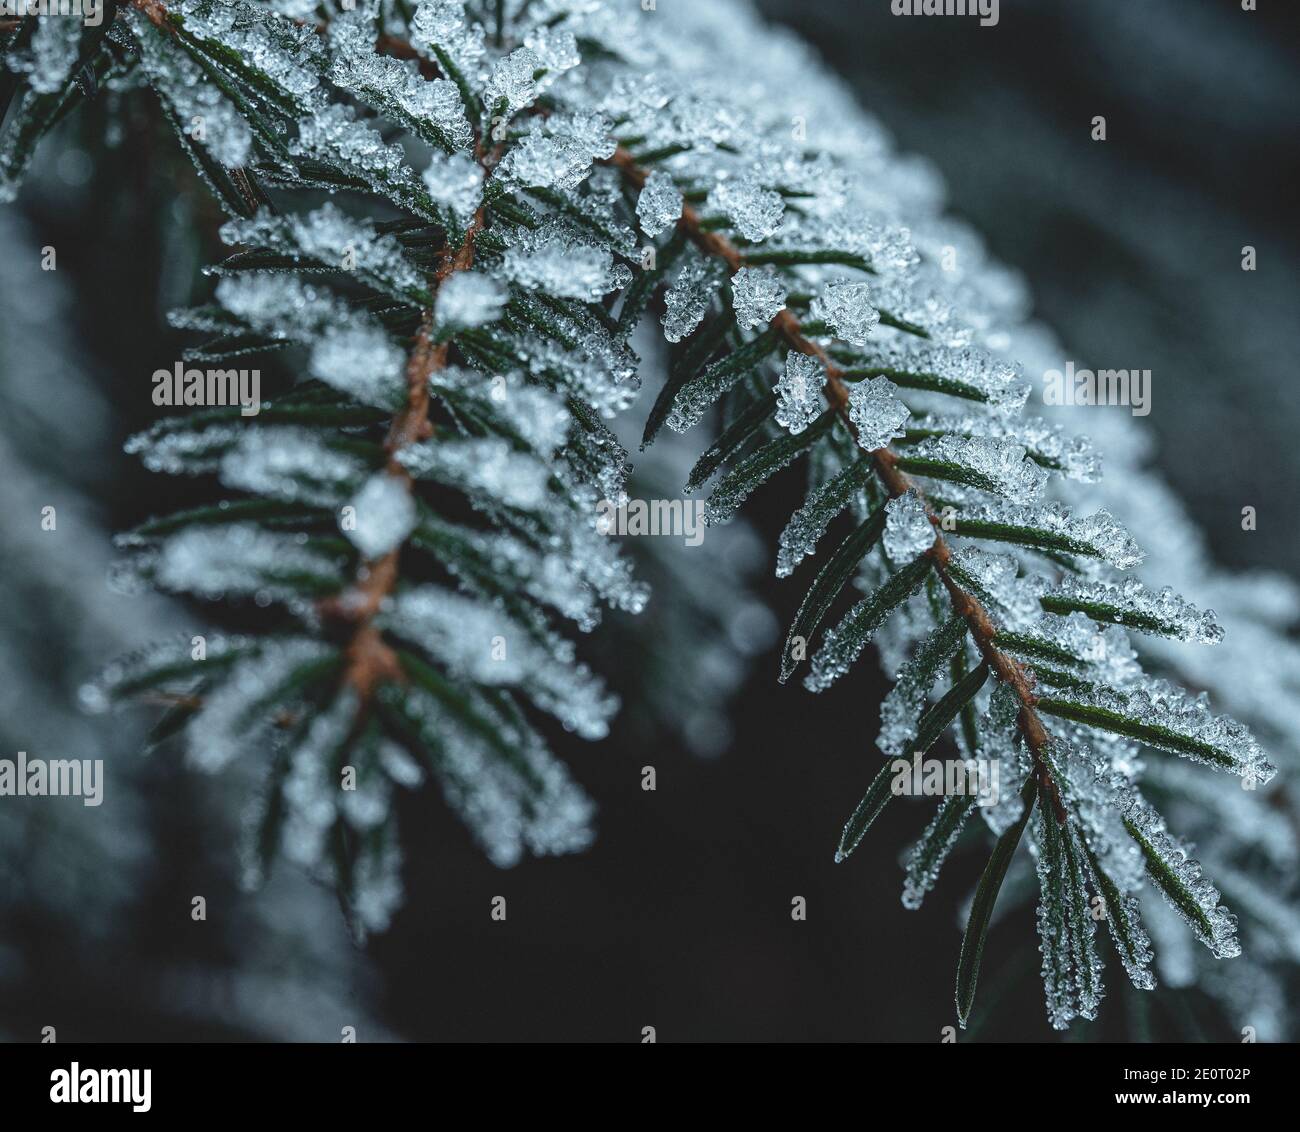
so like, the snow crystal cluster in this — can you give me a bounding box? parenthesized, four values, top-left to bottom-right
(434, 271, 507, 329)
(213, 275, 406, 409)
(636, 170, 683, 237)
(662, 257, 723, 344)
(502, 226, 632, 301)
(705, 176, 785, 242)
(882, 491, 935, 562)
(1042, 577, 1224, 644)
(814, 280, 880, 346)
(184, 638, 338, 772)
(129, 12, 254, 168)
(502, 112, 616, 191)
(904, 433, 1048, 504)
(398, 437, 550, 512)
(953, 501, 1144, 570)
(422, 151, 485, 227)
(219, 428, 367, 507)
(221, 204, 425, 299)
(847, 377, 910, 452)
(731, 267, 787, 330)
(775, 353, 826, 435)
(344, 473, 418, 559)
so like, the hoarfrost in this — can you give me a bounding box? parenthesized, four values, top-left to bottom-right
(731, 266, 787, 329)
(343, 473, 417, 558)
(434, 271, 507, 329)
(882, 490, 935, 562)
(775, 352, 825, 435)
(814, 280, 880, 346)
(705, 175, 784, 241)
(636, 170, 683, 238)
(846, 376, 910, 452)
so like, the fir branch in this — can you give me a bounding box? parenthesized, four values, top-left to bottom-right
(607, 145, 1067, 817)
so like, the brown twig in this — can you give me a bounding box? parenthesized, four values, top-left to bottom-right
(319, 211, 485, 692)
(610, 146, 1064, 818)
(131, 0, 170, 30)
(319, 209, 489, 704)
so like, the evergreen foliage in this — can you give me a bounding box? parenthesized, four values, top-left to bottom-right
(4, 0, 1293, 1034)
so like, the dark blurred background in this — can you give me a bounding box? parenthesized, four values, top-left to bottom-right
(2, 0, 1297, 1042)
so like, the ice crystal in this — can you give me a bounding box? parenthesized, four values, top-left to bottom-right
(502, 112, 614, 191)
(281, 693, 354, 867)
(636, 170, 683, 238)
(502, 227, 631, 301)
(290, 104, 417, 197)
(174, 0, 326, 112)
(803, 560, 932, 693)
(1040, 678, 1274, 784)
(344, 473, 416, 559)
(483, 47, 543, 116)
(901, 794, 975, 911)
(351, 835, 404, 934)
(904, 434, 1048, 503)
(775, 458, 872, 577)
(415, 517, 599, 632)
(434, 271, 507, 329)
(186, 639, 336, 771)
(79, 633, 253, 714)
(857, 341, 1030, 412)
(908, 412, 1100, 482)
(430, 367, 570, 457)
(384, 680, 593, 868)
(775, 352, 825, 435)
(155, 525, 339, 606)
(1034, 807, 1105, 1029)
(731, 266, 787, 329)
(130, 13, 253, 168)
(523, 331, 641, 418)
(877, 614, 969, 758)
(1042, 577, 1224, 643)
(661, 257, 722, 344)
(705, 175, 784, 241)
(882, 491, 935, 562)
(26, 18, 79, 96)
(422, 150, 484, 227)
(219, 427, 366, 506)
(382, 588, 617, 739)
(1120, 791, 1242, 960)
(846, 376, 909, 452)
(978, 682, 1034, 836)
(398, 437, 550, 512)
(869, 274, 961, 344)
(214, 274, 406, 408)
(221, 203, 424, 298)
(309, 325, 407, 409)
(949, 545, 1040, 629)
(410, 0, 485, 80)
(1005, 611, 1142, 690)
(125, 420, 245, 478)
(326, 5, 472, 151)
(814, 280, 880, 346)
(952, 501, 1144, 570)
(524, 26, 582, 76)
